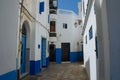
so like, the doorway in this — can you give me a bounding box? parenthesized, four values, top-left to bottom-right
(20, 21, 30, 76)
(49, 43, 56, 61)
(61, 43, 70, 61)
(41, 38, 47, 67)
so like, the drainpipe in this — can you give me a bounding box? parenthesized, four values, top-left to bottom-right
(17, 0, 24, 80)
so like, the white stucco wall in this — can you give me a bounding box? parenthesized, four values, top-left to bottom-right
(37, 0, 49, 28)
(83, 1, 97, 80)
(0, 0, 49, 76)
(20, 0, 37, 62)
(19, 0, 49, 68)
(0, 0, 19, 75)
(56, 9, 83, 52)
(96, 0, 120, 80)
(23, 0, 37, 18)
(106, 0, 120, 79)
(35, 0, 49, 60)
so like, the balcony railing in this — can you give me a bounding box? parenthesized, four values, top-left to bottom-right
(49, 0, 58, 9)
(50, 9, 57, 14)
(49, 32, 57, 37)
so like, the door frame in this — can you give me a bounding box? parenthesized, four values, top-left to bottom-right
(19, 20, 30, 79)
(49, 43, 56, 61)
(41, 37, 47, 68)
(61, 43, 70, 61)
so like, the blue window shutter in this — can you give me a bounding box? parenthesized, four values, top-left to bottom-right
(89, 26, 93, 40)
(39, 2, 44, 14)
(48, 15, 50, 23)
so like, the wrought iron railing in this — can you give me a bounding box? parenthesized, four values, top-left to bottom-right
(49, 32, 57, 37)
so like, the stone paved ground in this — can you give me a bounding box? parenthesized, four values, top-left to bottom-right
(23, 62, 89, 80)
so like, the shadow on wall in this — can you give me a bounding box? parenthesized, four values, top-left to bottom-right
(85, 58, 90, 79)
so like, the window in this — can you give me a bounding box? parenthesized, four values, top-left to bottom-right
(50, 21, 56, 32)
(85, 35, 87, 44)
(94, 3, 96, 14)
(89, 26, 93, 40)
(49, 0, 58, 9)
(39, 2, 44, 14)
(53, 0, 57, 7)
(63, 23, 67, 29)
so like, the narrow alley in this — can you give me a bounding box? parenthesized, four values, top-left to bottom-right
(23, 62, 88, 80)
(1, 0, 120, 80)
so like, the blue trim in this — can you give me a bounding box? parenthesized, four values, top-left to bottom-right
(0, 70, 17, 80)
(39, 2, 44, 14)
(30, 60, 41, 75)
(46, 57, 49, 67)
(21, 35, 26, 74)
(70, 51, 83, 62)
(56, 48, 62, 64)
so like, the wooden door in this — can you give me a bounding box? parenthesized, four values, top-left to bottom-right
(61, 43, 70, 61)
(49, 44, 56, 61)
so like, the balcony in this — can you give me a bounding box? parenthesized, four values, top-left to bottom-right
(49, 32, 57, 42)
(50, 9, 57, 14)
(49, 0, 58, 9)
(49, 32, 56, 37)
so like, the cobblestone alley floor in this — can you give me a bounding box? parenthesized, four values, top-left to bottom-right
(23, 62, 89, 80)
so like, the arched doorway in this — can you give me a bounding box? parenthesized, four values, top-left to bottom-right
(49, 43, 56, 61)
(21, 21, 30, 76)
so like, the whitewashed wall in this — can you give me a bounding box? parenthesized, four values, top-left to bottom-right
(56, 9, 83, 52)
(35, 0, 49, 60)
(96, 0, 120, 80)
(0, 0, 19, 75)
(20, 0, 37, 62)
(83, 1, 97, 80)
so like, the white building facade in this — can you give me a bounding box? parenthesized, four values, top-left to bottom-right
(96, 0, 120, 80)
(0, 0, 20, 80)
(49, 9, 83, 63)
(82, 0, 120, 80)
(81, 0, 97, 80)
(0, 0, 50, 80)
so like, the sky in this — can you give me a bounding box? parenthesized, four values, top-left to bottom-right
(58, 0, 80, 14)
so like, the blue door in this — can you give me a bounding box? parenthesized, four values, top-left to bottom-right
(21, 35, 26, 74)
(41, 38, 46, 67)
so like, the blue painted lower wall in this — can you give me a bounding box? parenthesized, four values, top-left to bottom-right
(56, 48, 83, 63)
(46, 57, 49, 67)
(0, 70, 17, 80)
(56, 48, 62, 64)
(70, 51, 83, 62)
(30, 60, 41, 75)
